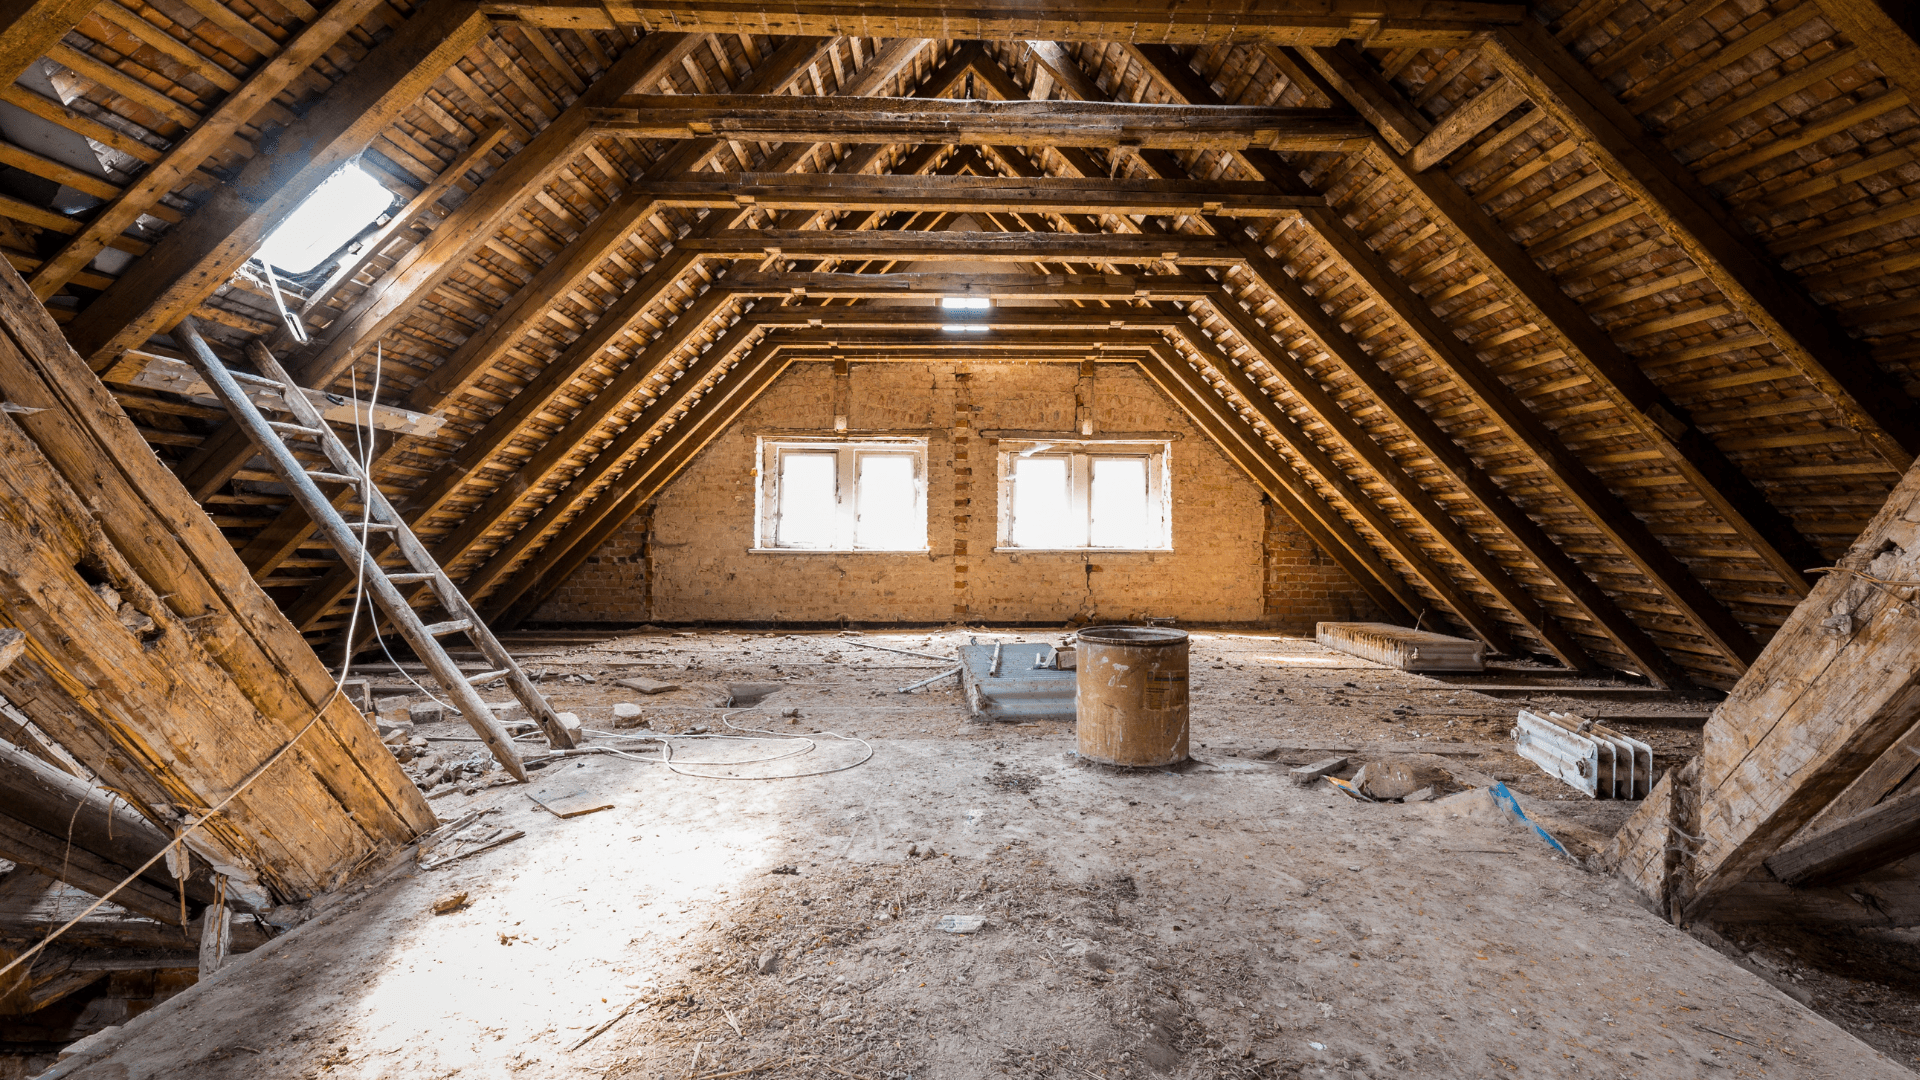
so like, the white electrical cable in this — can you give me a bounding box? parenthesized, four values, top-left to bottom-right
(0, 332, 388, 985)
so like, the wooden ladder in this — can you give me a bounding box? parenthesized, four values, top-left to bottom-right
(176, 318, 579, 782)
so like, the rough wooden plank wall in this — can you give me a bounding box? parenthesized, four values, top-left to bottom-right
(0, 258, 432, 904)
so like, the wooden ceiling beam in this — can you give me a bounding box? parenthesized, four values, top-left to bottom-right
(398, 34, 887, 415)
(1017, 43, 1532, 652)
(1132, 344, 1421, 624)
(1262, 43, 1831, 605)
(1381, 154, 1828, 600)
(172, 29, 714, 504)
(1484, 20, 1920, 471)
(1051, 41, 1605, 670)
(1190, 283, 1589, 665)
(286, 42, 966, 626)
(637, 172, 1323, 216)
(479, 337, 797, 624)
(231, 35, 837, 582)
(683, 230, 1245, 262)
(59, 0, 493, 368)
(1126, 41, 1760, 680)
(0, 0, 100, 86)
(590, 94, 1374, 151)
(1816, 0, 1920, 96)
(27, 0, 396, 299)
(1165, 304, 1525, 653)
(716, 271, 1218, 301)
(1294, 41, 1432, 154)
(481, 1, 1525, 48)
(291, 29, 721, 394)
(1406, 75, 1527, 171)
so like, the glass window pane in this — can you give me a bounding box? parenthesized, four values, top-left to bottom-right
(854, 453, 919, 549)
(776, 452, 837, 547)
(256, 166, 395, 274)
(1010, 455, 1076, 548)
(1089, 455, 1150, 548)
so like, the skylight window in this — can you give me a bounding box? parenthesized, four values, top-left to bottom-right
(255, 165, 394, 274)
(942, 295, 991, 331)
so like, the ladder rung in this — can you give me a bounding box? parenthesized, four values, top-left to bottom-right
(346, 521, 397, 531)
(422, 619, 471, 637)
(267, 420, 324, 438)
(466, 668, 510, 684)
(307, 470, 361, 485)
(386, 572, 436, 584)
(230, 370, 286, 389)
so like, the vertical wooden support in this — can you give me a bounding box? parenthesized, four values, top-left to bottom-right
(0, 257, 433, 904)
(1671, 457, 1920, 916)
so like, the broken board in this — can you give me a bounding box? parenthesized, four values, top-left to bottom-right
(614, 677, 682, 695)
(1316, 622, 1485, 672)
(528, 787, 615, 819)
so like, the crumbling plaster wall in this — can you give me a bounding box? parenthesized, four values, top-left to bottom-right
(534, 362, 1383, 628)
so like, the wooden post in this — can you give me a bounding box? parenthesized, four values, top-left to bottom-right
(1675, 456, 1920, 916)
(0, 256, 433, 904)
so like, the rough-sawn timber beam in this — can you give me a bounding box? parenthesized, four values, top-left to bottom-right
(638, 173, 1323, 216)
(589, 95, 1372, 150)
(480, 0, 1525, 47)
(684, 231, 1245, 263)
(1054, 42, 1611, 673)
(1484, 19, 1920, 472)
(0, 0, 100, 86)
(1125, 43, 1761, 676)
(59, 0, 493, 369)
(1766, 784, 1920, 888)
(1658, 457, 1920, 916)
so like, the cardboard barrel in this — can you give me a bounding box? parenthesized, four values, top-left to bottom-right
(1074, 626, 1190, 766)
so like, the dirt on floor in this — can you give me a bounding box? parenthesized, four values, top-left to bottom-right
(44, 628, 1920, 1079)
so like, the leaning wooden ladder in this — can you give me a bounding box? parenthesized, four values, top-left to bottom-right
(176, 318, 578, 782)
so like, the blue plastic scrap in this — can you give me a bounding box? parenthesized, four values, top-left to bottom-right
(1487, 782, 1570, 856)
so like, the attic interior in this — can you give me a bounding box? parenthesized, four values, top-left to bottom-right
(3, 0, 1920, 1074)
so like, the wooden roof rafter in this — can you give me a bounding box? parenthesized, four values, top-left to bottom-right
(1013, 38, 1698, 679)
(281, 32, 980, 638)
(1116, 41, 1781, 681)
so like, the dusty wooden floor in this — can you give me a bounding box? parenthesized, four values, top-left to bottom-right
(45, 630, 1919, 1079)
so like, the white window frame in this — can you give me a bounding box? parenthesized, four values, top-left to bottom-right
(753, 436, 929, 552)
(995, 441, 1172, 552)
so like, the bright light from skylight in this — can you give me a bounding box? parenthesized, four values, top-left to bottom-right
(941, 297, 990, 309)
(255, 165, 394, 274)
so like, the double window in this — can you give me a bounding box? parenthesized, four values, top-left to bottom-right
(755, 438, 928, 551)
(997, 442, 1171, 551)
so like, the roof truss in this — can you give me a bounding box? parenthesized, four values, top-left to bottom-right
(9, 6, 1919, 692)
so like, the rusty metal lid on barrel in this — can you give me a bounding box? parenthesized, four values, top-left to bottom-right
(1074, 626, 1189, 767)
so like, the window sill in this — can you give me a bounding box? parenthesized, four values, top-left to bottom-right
(992, 547, 1171, 554)
(748, 547, 932, 554)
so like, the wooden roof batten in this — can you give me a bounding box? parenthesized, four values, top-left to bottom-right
(1203, 47, 1771, 677)
(318, 29, 1728, 680)
(1029, 39, 1691, 680)
(5, 3, 1915, 695)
